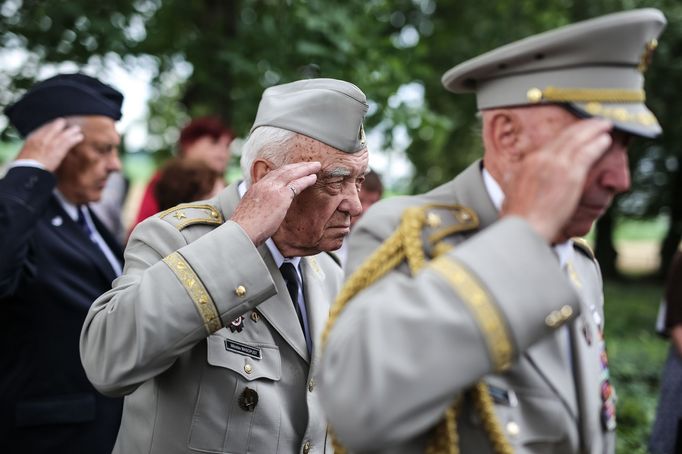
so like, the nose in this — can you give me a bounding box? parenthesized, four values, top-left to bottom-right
(339, 182, 363, 218)
(108, 151, 122, 173)
(599, 144, 630, 194)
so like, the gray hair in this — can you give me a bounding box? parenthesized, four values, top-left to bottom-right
(240, 126, 297, 186)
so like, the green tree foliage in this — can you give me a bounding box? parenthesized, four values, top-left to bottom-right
(0, 0, 680, 270)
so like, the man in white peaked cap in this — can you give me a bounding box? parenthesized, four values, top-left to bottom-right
(320, 9, 665, 454)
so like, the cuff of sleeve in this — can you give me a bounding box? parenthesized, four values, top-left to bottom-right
(434, 217, 580, 368)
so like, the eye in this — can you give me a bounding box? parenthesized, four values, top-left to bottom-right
(95, 144, 116, 155)
(325, 179, 344, 190)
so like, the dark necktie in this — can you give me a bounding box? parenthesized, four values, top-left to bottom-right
(279, 262, 305, 331)
(76, 207, 96, 242)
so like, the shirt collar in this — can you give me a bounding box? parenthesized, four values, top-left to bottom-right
(53, 189, 79, 221)
(481, 167, 573, 267)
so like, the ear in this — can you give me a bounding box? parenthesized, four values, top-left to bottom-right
(486, 110, 524, 160)
(251, 159, 273, 184)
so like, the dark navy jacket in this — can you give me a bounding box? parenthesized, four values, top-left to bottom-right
(0, 166, 123, 453)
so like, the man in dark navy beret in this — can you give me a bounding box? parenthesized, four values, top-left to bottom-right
(0, 73, 124, 453)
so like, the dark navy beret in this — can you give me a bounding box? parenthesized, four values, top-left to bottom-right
(5, 73, 124, 137)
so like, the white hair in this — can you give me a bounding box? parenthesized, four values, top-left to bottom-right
(240, 126, 297, 186)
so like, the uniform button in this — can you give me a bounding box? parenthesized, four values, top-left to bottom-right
(235, 285, 247, 297)
(302, 440, 311, 454)
(560, 305, 573, 319)
(506, 421, 520, 437)
(251, 311, 260, 322)
(244, 363, 253, 374)
(426, 212, 441, 228)
(308, 379, 315, 392)
(545, 311, 560, 327)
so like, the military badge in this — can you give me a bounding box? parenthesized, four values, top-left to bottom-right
(358, 124, 366, 145)
(638, 38, 658, 73)
(229, 315, 245, 333)
(238, 387, 259, 412)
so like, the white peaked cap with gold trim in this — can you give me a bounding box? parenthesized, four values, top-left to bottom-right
(249, 78, 369, 153)
(442, 8, 666, 138)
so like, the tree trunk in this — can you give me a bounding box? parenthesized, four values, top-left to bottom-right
(594, 207, 620, 279)
(659, 164, 682, 278)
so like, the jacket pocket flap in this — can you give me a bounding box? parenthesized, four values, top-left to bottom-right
(207, 333, 281, 381)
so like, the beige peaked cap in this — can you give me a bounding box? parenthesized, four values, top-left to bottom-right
(442, 8, 667, 138)
(250, 78, 369, 153)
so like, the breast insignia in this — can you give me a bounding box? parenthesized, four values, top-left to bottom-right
(159, 204, 224, 230)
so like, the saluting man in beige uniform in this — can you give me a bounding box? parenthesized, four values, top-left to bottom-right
(80, 78, 370, 454)
(319, 9, 665, 454)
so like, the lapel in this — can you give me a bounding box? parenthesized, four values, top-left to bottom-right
(450, 161, 581, 419)
(301, 255, 332, 367)
(256, 245, 310, 363)
(567, 254, 606, 450)
(524, 328, 579, 420)
(217, 182, 310, 363)
(45, 197, 118, 283)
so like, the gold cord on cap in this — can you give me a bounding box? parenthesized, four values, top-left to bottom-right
(526, 86, 646, 103)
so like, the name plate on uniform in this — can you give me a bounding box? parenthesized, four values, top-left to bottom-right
(224, 339, 262, 359)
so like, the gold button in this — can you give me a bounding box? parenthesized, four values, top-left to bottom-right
(308, 379, 315, 392)
(303, 440, 311, 454)
(211, 210, 219, 218)
(235, 285, 247, 297)
(426, 212, 442, 228)
(545, 312, 560, 328)
(244, 364, 253, 374)
(251, 311, 260, 322)
(560, 305, 573, 319)
(506, 421, 520, 437)
(526, 87, 543, 103)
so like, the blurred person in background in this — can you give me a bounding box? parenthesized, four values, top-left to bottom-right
(154, 157, 224, 211)
(0, 73, 124, 454)
(350, 168, 383, 228)
(650, 249, 682, 454)
(337, 168, 384, 265)
(132, 115, 232, 226)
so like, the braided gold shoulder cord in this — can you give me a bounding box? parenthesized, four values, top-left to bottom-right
(321, 207, 514, 454)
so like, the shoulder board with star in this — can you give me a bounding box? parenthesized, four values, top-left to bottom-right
(419, 203, 480, 258)
(159, 203, 224, 230)
(572, 237, 596, 260)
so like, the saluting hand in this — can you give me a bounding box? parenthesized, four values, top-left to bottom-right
(230, 161, 321, 247)
(500, 118, 613, 243)
(15, 118, 84, 172)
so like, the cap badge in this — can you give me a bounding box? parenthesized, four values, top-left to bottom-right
(638, 38, 658, 73)
(229, 315, 245, 333)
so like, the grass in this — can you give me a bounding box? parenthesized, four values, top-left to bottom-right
(604, 279, 668, 453)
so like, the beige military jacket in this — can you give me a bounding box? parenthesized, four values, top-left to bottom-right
(319, 161, 615, 454)
(81, 183, 340, 454)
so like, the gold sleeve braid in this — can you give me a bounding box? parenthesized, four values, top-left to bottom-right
(321, 205, 513, 454)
